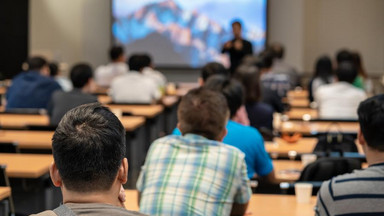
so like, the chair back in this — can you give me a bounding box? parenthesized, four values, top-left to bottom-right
(0, 142, 19, 153)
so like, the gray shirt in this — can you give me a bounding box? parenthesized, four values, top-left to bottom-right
(48, 89, 98, 125)
(316, 163, 384, 215)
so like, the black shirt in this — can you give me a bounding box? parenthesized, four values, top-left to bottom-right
(221, 39, 253, 73)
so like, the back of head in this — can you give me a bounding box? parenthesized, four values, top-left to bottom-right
(201, 62, 229, 82)
(141, 53, 152, 68)
(204, 75, 244, 118)
(257, 49, 274, 69)
(27, 56, 48, 71)
(336, 49, 353, 65)
(234, 65, 261, 103)
(178, 88, 228, 140)
(128, 54, 147, 72)
(270, 42, 284, 60)
(70, 63, 93, 89)
(52, 103, 126, 192)
(49, 62, 59, 77)
(358, 95, 384, 151)
(109, 46, 124, 61)
(314, 56, 333, 81)
(336, 62, 357, 84)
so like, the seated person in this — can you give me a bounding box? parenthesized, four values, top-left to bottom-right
(110, 54, 161, 104)
(141, 54, 167, 90)
(48, 63, 98, 125)
(173, 76, 275, 181)
(34, 103, 145, 215)
(95, 46, 128, 87)
(6, 56, 62, 109)
(316, 94, 384, 215)
(137, 88, 251, 216)
(315, 62, 367, 119)
(49, 62, 73, 92)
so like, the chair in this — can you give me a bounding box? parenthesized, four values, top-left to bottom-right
(313, 132, 358, 157)
(0, 165, 15, 216)
(0, 142, 20, 153)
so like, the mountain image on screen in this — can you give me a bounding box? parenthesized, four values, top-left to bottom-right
(112, 0, 266, 67)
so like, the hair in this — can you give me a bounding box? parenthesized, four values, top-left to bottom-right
(141, 53, 152, 68)
(336, 49, 353, 65)
(52, 103, 126, 192)
(178, 88, 228, 140)
(351, 52, 367, 78)
(128, 54, 147, 71)
(70, 63, 93, 88)
(27, 56, 48, 71)
(201, 62, 229, 82)
(231, 21, 242, 28)
(358, 95, 384, 151)
(109, 46, 124, 61)
(234, 65, 261, 103)
(49, 62, 59, 77)
(314, 56, 334, 84)
(204, 75, 244, 118)
(257, 49, 274, 69)
(270, 42, 285, 59)
(336, 62, 358, 84)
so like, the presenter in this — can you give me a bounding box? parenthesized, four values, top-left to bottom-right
(221, 21, 253, 74)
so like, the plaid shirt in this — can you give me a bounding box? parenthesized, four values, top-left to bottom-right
(137, 134, 252, 216)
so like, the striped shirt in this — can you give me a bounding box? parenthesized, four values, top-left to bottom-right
(316, 163, 384, 216)
(136, 134, 252, 216)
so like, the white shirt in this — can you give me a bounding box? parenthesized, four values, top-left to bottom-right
(315, 82, 367, 119)
(110, 71, 161, 104)
(95, 62, 128, 87)
(142, 67, 167, 89)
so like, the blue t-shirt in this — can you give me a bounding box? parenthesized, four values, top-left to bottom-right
(172, 120, 273, 178)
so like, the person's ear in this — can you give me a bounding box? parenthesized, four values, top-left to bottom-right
(50, 162, 63, 187)
(218, 128, 228, 142)
(118, 158, 128, 184)
(198, 77, 204, 86)
(358, 129, 366, 146)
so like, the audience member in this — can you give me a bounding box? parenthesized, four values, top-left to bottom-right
(34, 103, 145, 215)
(110, 54, 161, 104)
(138, 88, 251, 216)
(221, 21, 253, 74)
(49, 62, 73, 92)
(316, 94, 384, 215)
(173, 76, 274, 180)
(6, 56, 62, 110)
(270, 42, 300, 87)
(141, 54, 167, 90)
(308, 56, 335, 102)
(336, 49, 353, 66)
(352, 52, 372, 93)
(95, 46, 128, 87)
(315, 62, 367, 119)
(234, 65, 274, 131)
(48, 63, 98, 126)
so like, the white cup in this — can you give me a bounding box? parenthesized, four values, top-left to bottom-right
(301, 154, 317, 167)
(295, 183, 313, 203)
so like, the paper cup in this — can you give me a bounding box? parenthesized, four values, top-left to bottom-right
(295, 183, 313, 203)
(301, 154, 317, 167)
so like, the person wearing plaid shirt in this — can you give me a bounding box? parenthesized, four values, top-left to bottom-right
(137, 88, 251, 216)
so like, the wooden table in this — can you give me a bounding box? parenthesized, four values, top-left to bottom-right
(273, 160, 303, 182)
(100, 95, 179, 108)
(98, 95, 112, 104)
(0, 114, 49, 128)
(287, 90, 309, 99)
(285, 108, 318, 120)
(266, 138, 318, 156)
(287, 98, 310, 108)
(0, 153, 53, 178)
(280, 121, 359, 134)
(0, 187, 11, 201)
(107, 104, 164, 119)
(124, 190, 316, 216)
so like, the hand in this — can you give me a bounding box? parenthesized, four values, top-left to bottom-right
(118, 185, 126, 208)
(224, 41, 233, 49)
(234, 40, 243, 50)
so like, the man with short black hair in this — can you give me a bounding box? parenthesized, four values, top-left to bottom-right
(34, 103, 145, 215)
(141, 54, 167, 90)
(138, 88, 251, 216)
(110, 54, 161, 104)
(315, 94, 384, 215)
(199, 62, 229, 85)
(315, 62, 366, 119)
(6, 56, 62, 109)
(48, 63, 98, 125)
(95, 46, 128, 87)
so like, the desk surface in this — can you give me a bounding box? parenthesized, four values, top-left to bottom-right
(0, 114, 49, 128)
(280, 121, 359, 134)
(266, 138, 318, 156)
(107, 104, 164, 118)
(287, 90, 309, 99)
(120, 116, 146, 132)
(273, 160, 303, 182)
(285, 108, 318, 120)
(0, 130, 53, 149)
(0, 187, 11, 201)
(124, 190, 316, 216)
(0, 153, 53, 178)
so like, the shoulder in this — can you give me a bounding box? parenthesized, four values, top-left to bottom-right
(227, 121, 262, 137)
(30, 210, 56, 216)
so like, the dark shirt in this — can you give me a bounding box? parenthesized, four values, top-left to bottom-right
(245, 102, 274, 131)
(222, 39, 253, 73)
(6, 71, 62, 110)
(261, 86, 284, 113)
(48, 89, 98, 125)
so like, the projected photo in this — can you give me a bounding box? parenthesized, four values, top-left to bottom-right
(112, 0, 267, 67)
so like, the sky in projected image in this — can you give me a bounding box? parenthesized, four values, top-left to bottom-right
(112, 0, 267, 67)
